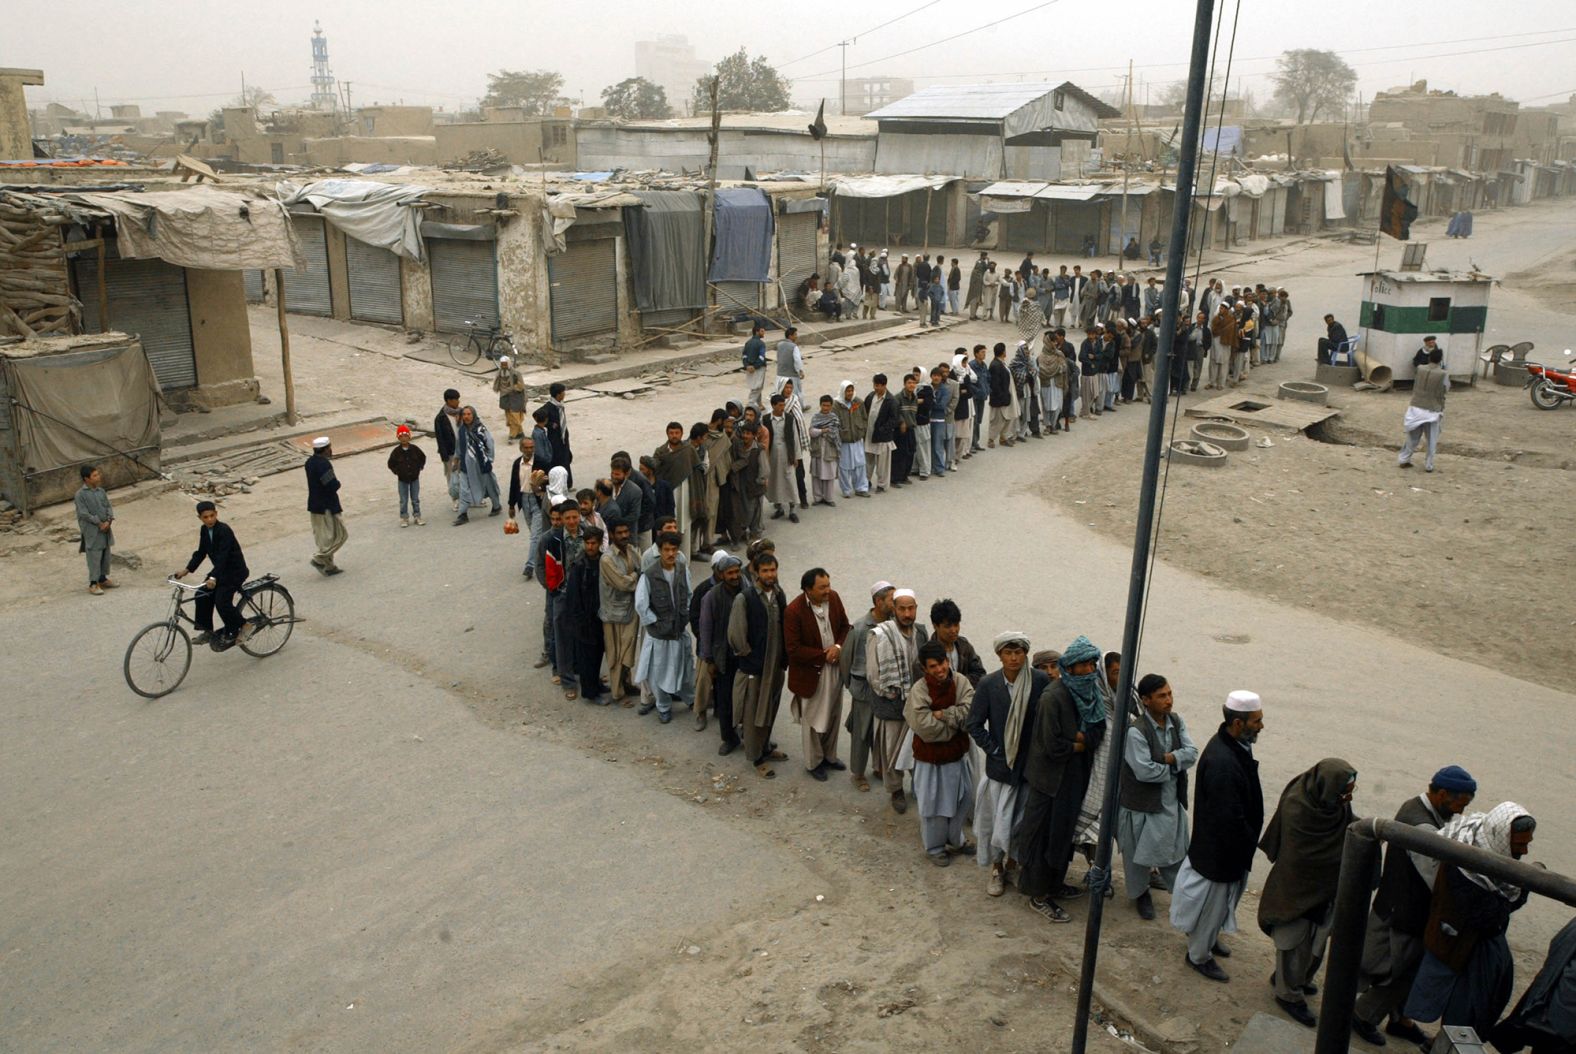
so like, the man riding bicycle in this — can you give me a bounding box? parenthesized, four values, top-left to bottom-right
(174, 501, 251, 648)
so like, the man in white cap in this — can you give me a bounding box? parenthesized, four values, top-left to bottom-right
(305, 437, 348, 575)
(1170, 690, 1266, 983)
(967, 631, 1051, 896)
(841, 581, 895, 792)
(493, 355, 527, 441)
(867, 588, 929, 814)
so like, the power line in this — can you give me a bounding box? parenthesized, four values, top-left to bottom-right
(793, 0, 1066, 81)
(777, 0, 949, 69)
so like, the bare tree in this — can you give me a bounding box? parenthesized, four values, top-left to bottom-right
(228, 86, 277, 113)
(1272, 49, 1357, 124)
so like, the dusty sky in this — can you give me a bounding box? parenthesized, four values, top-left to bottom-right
(7, 0, 1575, 117)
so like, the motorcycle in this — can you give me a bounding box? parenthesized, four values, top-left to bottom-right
(1526, 350, 1576, 410)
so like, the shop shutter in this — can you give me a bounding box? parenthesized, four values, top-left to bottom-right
(1004, 207, 1046, 251)
(285, 216, 332, 316)
(547, 238, 617, 340)
(429, 238, 499, 334)
(75, 249, 196, 391)
(713, 280, 761, 315)
(346, 237, 403, 325)
(776, 212, 818, 300)
(243, 270, 265, 302)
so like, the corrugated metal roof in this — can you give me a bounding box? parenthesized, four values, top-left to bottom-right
(867, 83, 1063, 120)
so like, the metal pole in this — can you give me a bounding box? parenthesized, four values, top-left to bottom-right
(1069, 1, 1215, 1050)
(1313, 824, 1382, 1054)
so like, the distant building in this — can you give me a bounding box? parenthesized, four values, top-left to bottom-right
(357, 105, 435, 138)
(634, 36, 711, 117)
(0, 68, 44, 160)
(1367, 81, 1525, 172)
(577, 113, 875, 179)
(842, 77, 915, 118)
(866, 81, 1120, 180)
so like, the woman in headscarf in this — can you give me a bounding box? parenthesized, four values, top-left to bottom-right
(764, 379, 809, 521)
(949, 353, 975, 463)
(454, 405, 502, 525)
(1016, 293, 1046, 347)
(545, 465, 571, 507)
(1406, 802, 1537, 1038)
(1256, 757, 1358, 1026)
(1015, 634, 1108, 924)
(1010, 340, 1036, 441)
(806, 394, 842, 507)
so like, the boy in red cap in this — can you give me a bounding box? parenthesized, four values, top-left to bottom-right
(387, 424, 427, 526)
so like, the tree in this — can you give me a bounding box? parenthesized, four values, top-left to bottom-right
(227, 86, 277, 113)
(1271, 49, 1357, 124)
(692, 49, 792, 114)
(481, 69, 565, 115)
(601, 77, 670, 120)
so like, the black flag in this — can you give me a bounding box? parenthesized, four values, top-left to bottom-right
(808, 100, 827, 141)
(1379, 165, 1419, 241)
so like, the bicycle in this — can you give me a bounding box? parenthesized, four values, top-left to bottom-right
(123, 574, 300, 699)
(446, 319, 518, 368)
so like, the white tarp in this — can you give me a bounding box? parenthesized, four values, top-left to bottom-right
(277, 179, 431, 261)
(1035, 184, 1105, 201)
(10, 185, 303, 271)
(1235, 173, 1270, 198)
(829, 174, 954, 199)
(1322, 173, 1346, 220)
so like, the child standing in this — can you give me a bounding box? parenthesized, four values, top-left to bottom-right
(387, 424, 427, 526)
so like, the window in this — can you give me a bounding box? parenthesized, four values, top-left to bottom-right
(270, 142, 284, 164)
(1053, 89, 1066, 111)
(549, 125, 567, 146)
(1428, 296, 1450, 322)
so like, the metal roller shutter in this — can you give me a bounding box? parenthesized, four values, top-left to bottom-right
(429, 238, 499, 334)
(776, 212, 818, 301)
(1004, 207, 1046, 252)
(74, 248, 197, 391)
(713, 280, 761, 315)
(548, 239, 617, 340)
(285, 216, 332, 316)
(243, 270, 265, 302)
(346, 237, 403, 324)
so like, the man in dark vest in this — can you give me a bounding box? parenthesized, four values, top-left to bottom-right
(1351, 765, 1478, 1048)
(1117, 673, 1198, 921)
(634, 531, 694, 723)
(727, 550, 788, 778)
(1169, 690, 1265, 982)
(1399, 346, 1449, 473)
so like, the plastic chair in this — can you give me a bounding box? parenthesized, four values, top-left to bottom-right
(1330, 336, 1359, 367)
(1480, 343, 1511, 367)
(1508, 341, 1535, 365)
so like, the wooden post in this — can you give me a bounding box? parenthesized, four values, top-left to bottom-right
(701, 77, 722, 321)
(95, 239, 109, 332)
(274, 269, 298, 424)
(922, 187, 933, 253)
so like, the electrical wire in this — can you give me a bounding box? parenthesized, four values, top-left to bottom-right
(776, 0, 949, 68)
(790, 0, 1064, 81)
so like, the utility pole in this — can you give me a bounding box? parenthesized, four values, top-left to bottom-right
(702, 76, 722, 321)
(839, 41, 850, 116)
(1115, 60, 1134, 272)
(93, 87, 101, 121)
(1069, 5, 1217, 1046)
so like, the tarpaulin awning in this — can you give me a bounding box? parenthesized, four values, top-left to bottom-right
(540, 191, 643, 255)
(277, 179, 430, 261)
(1, 185, 302, 271)
(708, 187, 773, 283)
(1093, 183, 1156, 198)
(624, 190, 705, 312)
(1233, 173, 1270, 198)
(829, 174, 954, 198)
(780, 196, 826, 214)
(1035, 184, 1104, 201)
(979, 181, 1044, 213)
(1323, 173, 1346, 220)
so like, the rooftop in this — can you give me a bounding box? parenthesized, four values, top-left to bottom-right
(867, 81, 1120, 121)
(606, 112, 876, 137)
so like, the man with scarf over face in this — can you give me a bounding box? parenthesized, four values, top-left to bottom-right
(1257, 757, 1358, 1028)
(1015, 635, 1107, 924)
(968, 632, 1050, 897)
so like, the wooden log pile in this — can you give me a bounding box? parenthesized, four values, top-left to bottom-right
(0, 197, 79, 340)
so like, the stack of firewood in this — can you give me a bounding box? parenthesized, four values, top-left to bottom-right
(0, 198, 78, 339)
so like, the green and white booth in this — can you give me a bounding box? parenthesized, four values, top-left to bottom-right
(1357, 269, 1493, 384)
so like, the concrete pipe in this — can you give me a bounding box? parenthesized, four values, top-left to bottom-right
(1354, 351, 1393, 389)
(1493, 362, 1528, 388)
(1190, 421, 1250, 451)
(1278, 381, 1330, 405)
(1167, 439, 1229, 467)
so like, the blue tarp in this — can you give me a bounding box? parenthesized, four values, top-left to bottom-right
(1202, 125, 1242, 156)
(708, 187, 774, 283)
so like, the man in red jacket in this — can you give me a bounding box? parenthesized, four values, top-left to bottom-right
(785, 567, 850, 781)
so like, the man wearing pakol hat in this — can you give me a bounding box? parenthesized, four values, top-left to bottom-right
(493, 355, 527, 441)
(689, 547, 737, 730)
(698, 552, 745, 753)
(967, 631, 1050, 896)
(1117, 672, 1198, 921)
(842, 582, 895, 793)
(1170, 690, 1265, 982)
(385, 424, 427, 527)
(1016, 635, 1109, 924)
(867, 589, 929, 813)
(906, 640, 977, 865)
(1351, 765, 1478, 1048)
(305, 437, 347, 576)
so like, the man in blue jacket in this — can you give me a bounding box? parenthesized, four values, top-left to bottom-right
(741, 323, 769, 409)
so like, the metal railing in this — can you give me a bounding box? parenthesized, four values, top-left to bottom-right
(1315, 817, 1576, 1053)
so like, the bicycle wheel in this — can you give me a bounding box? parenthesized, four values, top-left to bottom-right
(239, 584, 295, 657)
(449, 333, 482, 367)
(124, 621, 193, 699)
